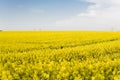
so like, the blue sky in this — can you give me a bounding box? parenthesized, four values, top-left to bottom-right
(0, 0, 120, 30)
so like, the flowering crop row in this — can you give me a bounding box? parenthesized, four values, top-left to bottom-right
(0, 31, 120, 80)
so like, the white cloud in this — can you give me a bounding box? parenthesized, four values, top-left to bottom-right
(78, 10, 97, 17)
(55, 0, 120, 31)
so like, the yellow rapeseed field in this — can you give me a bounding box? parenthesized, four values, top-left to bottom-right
(0, 31, 120, 80)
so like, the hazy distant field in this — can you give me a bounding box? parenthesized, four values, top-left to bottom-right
(1, 31, 120, 80)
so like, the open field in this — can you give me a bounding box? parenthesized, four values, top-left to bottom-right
(0, 31, 120, 80)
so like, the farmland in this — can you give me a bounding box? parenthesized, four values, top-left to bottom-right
(0, 31, 120, 80)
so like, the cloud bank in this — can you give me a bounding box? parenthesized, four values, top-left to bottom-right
(55, 0, 120, 31)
